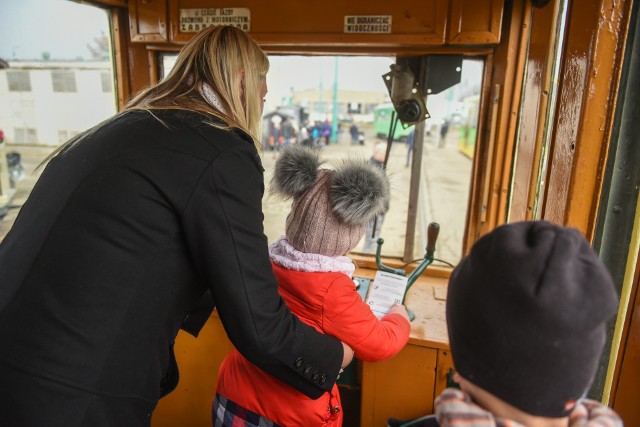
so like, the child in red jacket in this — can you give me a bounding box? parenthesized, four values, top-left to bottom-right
(214, 145, 411, 427)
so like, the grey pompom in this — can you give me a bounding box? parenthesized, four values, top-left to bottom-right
(330, 160, 390, 225)
(270, 145, 324, 199)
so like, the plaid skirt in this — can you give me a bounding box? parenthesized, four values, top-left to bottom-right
(213, 394, 282, 427)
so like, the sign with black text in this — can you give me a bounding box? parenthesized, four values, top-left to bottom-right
(179, 8, 250, 32)
(344, 15, 392, 33)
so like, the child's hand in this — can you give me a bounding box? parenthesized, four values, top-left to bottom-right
(388, 303, 410, 323)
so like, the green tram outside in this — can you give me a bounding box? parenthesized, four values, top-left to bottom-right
(457, 95, 479, 158)
(373, 103, 413, 141)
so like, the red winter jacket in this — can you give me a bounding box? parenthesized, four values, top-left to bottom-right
(216, 262, 411, 426)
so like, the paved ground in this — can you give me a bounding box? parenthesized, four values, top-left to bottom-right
(0, 128, 471, 265)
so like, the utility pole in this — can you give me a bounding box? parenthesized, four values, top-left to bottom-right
(331, 57, 339, 143)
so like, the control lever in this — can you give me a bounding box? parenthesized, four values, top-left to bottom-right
(406, 222, 440, 289)
(375, 222, 440, 321)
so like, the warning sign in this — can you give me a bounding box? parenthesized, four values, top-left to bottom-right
(344, 15, 392, 33)
(179, 8, 250, 32)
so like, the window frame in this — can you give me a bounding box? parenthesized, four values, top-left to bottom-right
(154, 50, 487, 266)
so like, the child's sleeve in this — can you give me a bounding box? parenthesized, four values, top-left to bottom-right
(322, 276, 411, 362)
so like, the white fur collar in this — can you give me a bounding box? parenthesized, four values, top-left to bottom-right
(269, 236, 355, 277)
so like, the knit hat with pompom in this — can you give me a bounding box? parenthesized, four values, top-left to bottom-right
(271, 145, 389, 256)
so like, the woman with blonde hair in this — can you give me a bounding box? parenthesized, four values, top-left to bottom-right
(0, 25, 349, 426)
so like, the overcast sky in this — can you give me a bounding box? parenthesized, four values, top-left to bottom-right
(0, 0, 393, 96)
(0, 0, 480, 104)
(0, 0, 109, 61)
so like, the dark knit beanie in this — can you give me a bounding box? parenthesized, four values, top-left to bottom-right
(446, 220, 618, 417)
(271, 145, 389, 256)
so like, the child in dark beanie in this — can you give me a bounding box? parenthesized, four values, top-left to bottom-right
(214, 145, 411, 427)
(392, 221, 623, 427)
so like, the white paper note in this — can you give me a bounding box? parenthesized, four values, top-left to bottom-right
(365, 271, 408, 319)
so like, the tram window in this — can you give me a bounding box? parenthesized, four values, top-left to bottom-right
(159, 54, 483, 265)
(162, 55, 178, 78)
(0, 0, 117, 240)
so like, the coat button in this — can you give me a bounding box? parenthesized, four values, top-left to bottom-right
(320, 374, 327, 385)
(312, 371, 320, 381)
(304, 364, 312, 375)
(332, 405, 340, 413)
(294, 357, 303, 369)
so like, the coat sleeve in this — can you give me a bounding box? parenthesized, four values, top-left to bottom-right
(181, 141, 342, 398)
(322, 276, 411, 362)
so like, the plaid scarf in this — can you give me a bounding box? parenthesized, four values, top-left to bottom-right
(435, 388, 623, 427)
(213, 394, 282, 427)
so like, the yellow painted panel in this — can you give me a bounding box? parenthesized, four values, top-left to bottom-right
(361, 345, 438, 427)
(152, 314, 233, 427)
(434, 349, 454, 397)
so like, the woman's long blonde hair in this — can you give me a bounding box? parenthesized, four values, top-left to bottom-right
(126, 25, 269, 148)
(37, 26, 268, 169)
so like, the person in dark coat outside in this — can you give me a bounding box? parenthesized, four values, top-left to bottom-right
(0, 25, 350, 427)
(349, 122, 359, 145)
(437, 119, 449, 148)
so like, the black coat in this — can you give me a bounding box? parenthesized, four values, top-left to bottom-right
(0, 109, 342, 425)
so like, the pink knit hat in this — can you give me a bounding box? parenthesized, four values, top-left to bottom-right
(271, 145, 389, 256)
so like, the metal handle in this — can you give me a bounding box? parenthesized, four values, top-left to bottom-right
(375, 238, 407, 276)
(426, 222, 440, 257)
(405, 222, 440, 295)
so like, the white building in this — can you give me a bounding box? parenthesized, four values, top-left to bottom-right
(0, 60, 117, 146)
